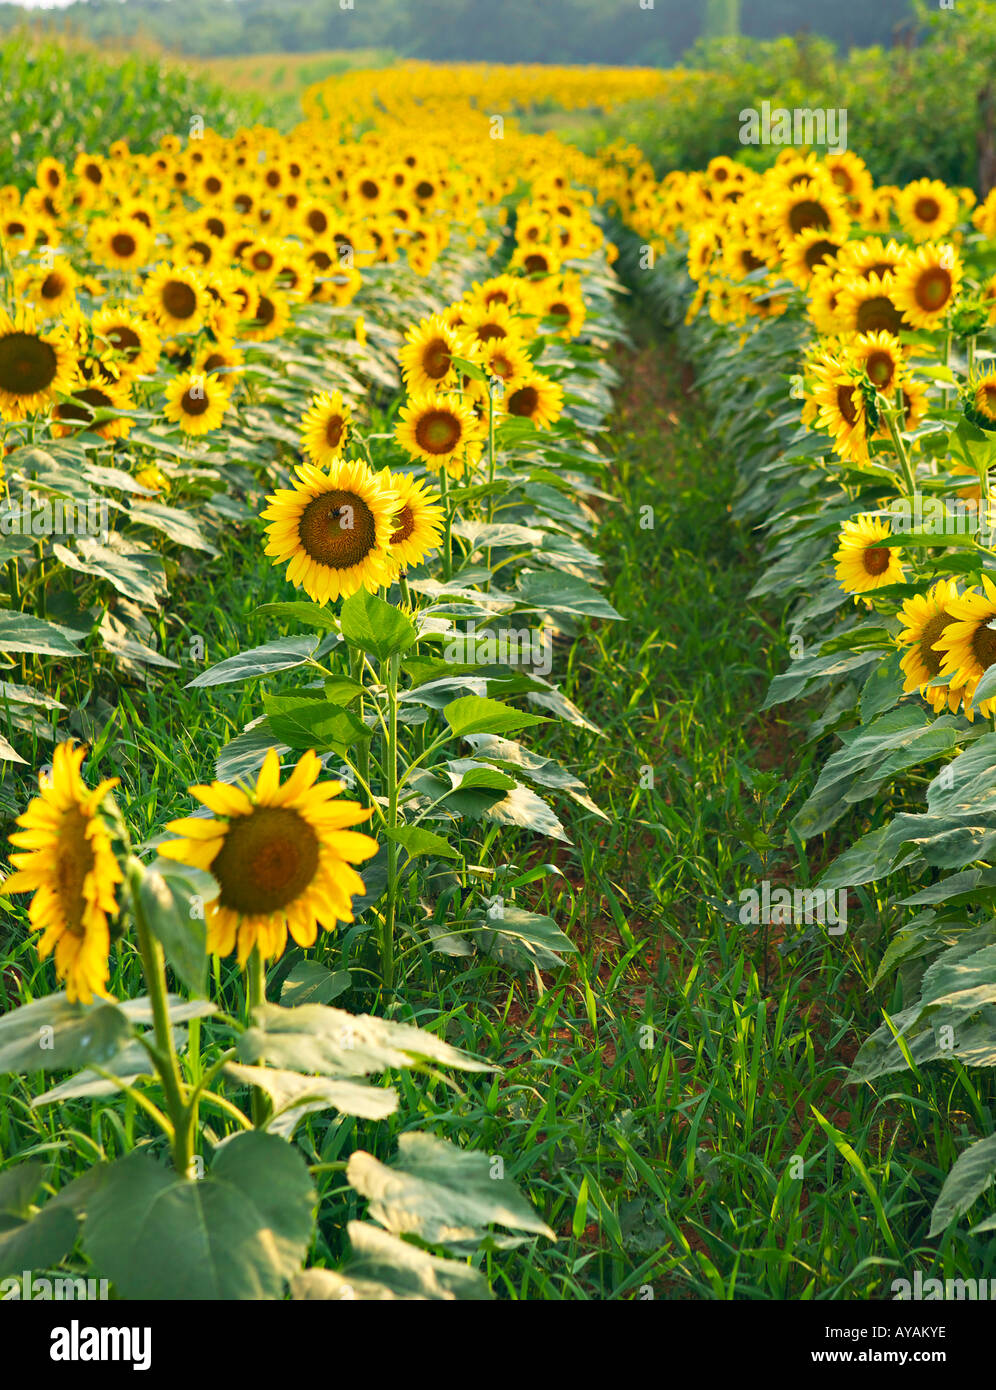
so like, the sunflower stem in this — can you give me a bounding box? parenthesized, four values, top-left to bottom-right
(485, 382, 498, 587)
(350, 646, 371, 793)
(381, 650, 400, 992)
(129, 859, 193, 1176)
(439, 466, 453, 580)
(885, 397, 916, 499)
(246, 945, 268, 1128)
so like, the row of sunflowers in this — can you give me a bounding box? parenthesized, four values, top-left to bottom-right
(597, 142, 996, 1238)
(0, 74, 635, 1298)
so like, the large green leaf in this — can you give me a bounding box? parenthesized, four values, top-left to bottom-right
(137, 859, 211, 997)
(187, 636, 319, 688)
(347, 1132, 555, 1244)
(444, 694, 548, 739)
(929, 1131, 996, 1236)
(237, 1002, 491, 1077)
(0, 612, 84, 657)
(291, 1222, 490, 1300)
(0, 995, 133, 1075)
(82, 1132, 314, 1299)
(340, 590, 417, 660)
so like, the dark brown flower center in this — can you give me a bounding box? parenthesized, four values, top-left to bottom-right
(856, 296, 902, 334)
(508, 385, 539, 417)
(914, 197, 940, 223)
(919, 612, 955, 677)
(422, 337, 452, 379)
(915, 267, 952, 312)
(837, 384, 859, 427)
(971, 621, 996, 672)
(211, 807, 319, 915)
(55, 804, 95, 936)
(0, 332, 58, 394)
(40, 273, 65, 300)
(804, 239, 838, 270)
(162, 280, 198, 320)
(298, 489, 377, 567)
(862, 545, 891, 576)
(414, 409, 462, 455)
(865, 350, 895, 388)
(391, 504, 415, 544)
(181, 388, 210, 416)
(324, 414, 345, 448)
(111, 232, 137, 258)
(788, 199, 831, 234)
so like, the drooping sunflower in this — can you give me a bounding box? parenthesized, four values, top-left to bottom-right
(159, 748, 378, 966)
(15, 257, 78, 318)
(964, 370, 996, 433)
(895, 179, 960, 243)
(92, 306, 161, 379)
(2, 742, 122, 1004)
(384, 469, 445, 572)
(262, 457, 398, 604)
(897, 579, 964, 716)
(850, 330, 906, 394)
(892, 243, 963, 330)
(810, 356, 872, 464)
(53, 370, 133, 441)
(834, 515, 905, 596)
(300, 389, 353, 466)
(163, 370, 233, 436)
(505, 372, 565, 430)
(0, 306, 75, 422)
(934, 575, 996, 717)
(395, 390, 486, 476)
(143, 263, 206, 334)
(399, 315, 466, 393)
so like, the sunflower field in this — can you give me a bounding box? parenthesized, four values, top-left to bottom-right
(4, 18, 996, 1315)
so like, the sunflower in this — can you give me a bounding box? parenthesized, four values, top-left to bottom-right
(769, 178, 850, 249)
(505, 372, 565, 430)
(143, 263, 206, 334)
(384, 469, 445, 572)
(192, 340, 244, 379)
(399, 315, 466, 392)
(810, 357, 872, 464)
(934, 575, 996, 716)
(834, 515, 905, 596)
(0, 209, 36, 254)
(835, 273, 904, 336)
(895, 179, 960, 243)
(163, 370, 232, 436)
(16, 257, 78, 318)
(965, 371, 996, 433)
(91, 216, 153, 272)
(300, 389, 353, 466)
(243, 287, 290, 342)
(537, 280, 587, 338)
(262, 457, 398, 604)
(2, 742, 122, 1004)
(850, 331, 905, 394)
(159, 748, 378, 966)
(481, 336, 532, 391)
(0, 306, 75, 422)
(395, 390, 486, 476)
(92, 307, 161, 378)
(53, 371, 133, 441)
(511, 244, 562, 279)
(897, 579, 964, 715)
(782, 228, 846, 286)
(892, 243, 963, 330)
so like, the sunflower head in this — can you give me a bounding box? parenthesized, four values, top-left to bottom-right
(834, 514, 905, 597)
(262, 457, 399, 604)
(2, 742, 122, 1003)
(159, 748, 378, 965)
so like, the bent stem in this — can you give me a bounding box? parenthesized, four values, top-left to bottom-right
(439, 466, 453, 580)
(884, 397, 916, 499)
(129, 860, 192, 1175)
